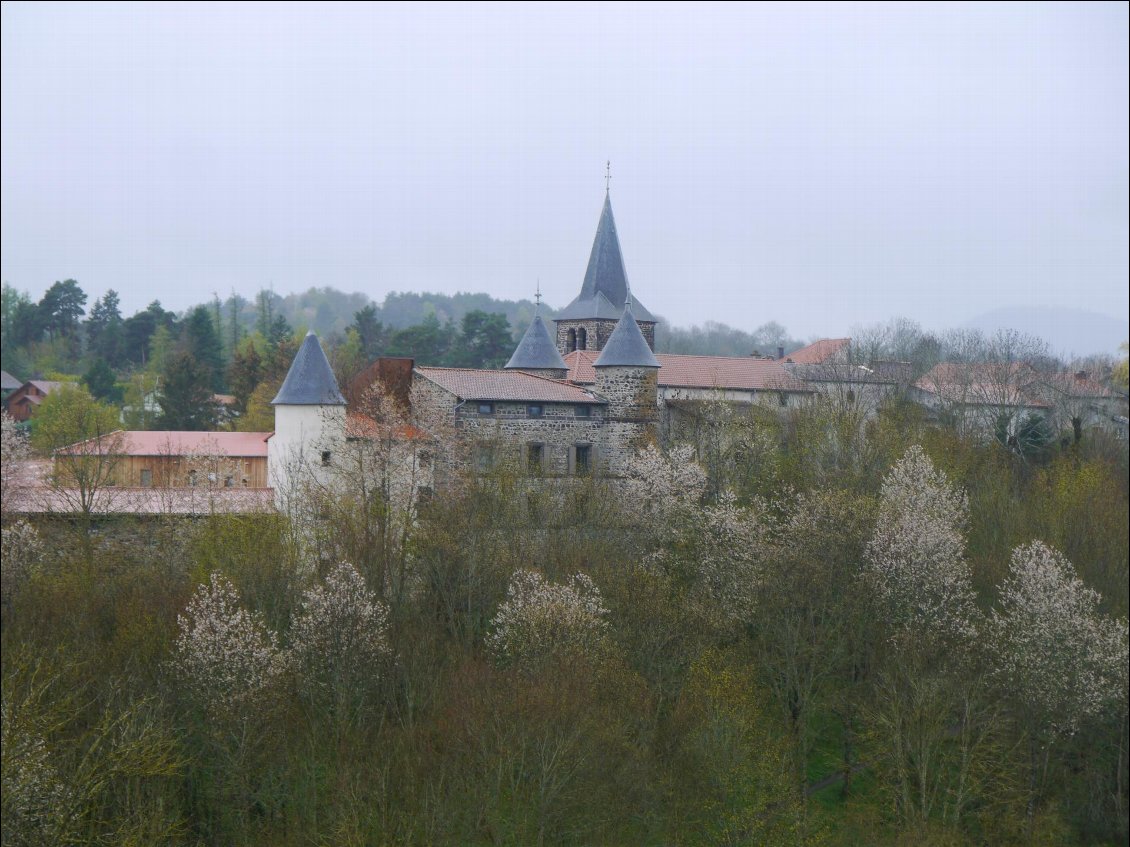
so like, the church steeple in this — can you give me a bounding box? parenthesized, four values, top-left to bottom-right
(555, 178, 657, 357)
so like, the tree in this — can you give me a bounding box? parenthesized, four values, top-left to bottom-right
(454, 310, 512, 368)
(158, 352, 217, 430)
(81, 358, 122, 404)
(29, 383, 124, 520)
(85, 290, 124, 366)
(182, 306, 224, 391)
(226, 337, 262, 413)
(37, 279, 86, 342)
(350, 304, 385, 360)
(122, 301, 176, 367)
(386, 314, 455, 364)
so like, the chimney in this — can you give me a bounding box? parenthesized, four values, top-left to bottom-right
(1075, 370, 1088, 381)
(777, 345, 785, 360)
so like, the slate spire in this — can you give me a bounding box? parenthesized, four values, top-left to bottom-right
(505, 313, 568, 371)
(593, 302, 661, 368)
(556, 192, 655, 321)
(271, 331, 346, 405)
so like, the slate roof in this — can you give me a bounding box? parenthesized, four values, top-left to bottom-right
(594, 305, 661, 368)
(556, 193, 655, 322)
(272, 331, 346, 406)
(505, 314, 568, 370)
(1, 370, 21, 391)
(416, 367, 604, 404)
(565, 350, 806, 391)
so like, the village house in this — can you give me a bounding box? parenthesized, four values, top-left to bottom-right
(4, 380, 64, 422)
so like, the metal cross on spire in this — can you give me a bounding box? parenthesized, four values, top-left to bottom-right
(605, 160, 611, 193)
(534, 279, 542, 312)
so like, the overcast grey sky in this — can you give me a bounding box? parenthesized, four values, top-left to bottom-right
(2, 2, 1127, 340)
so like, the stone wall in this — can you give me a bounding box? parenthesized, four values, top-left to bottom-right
(555, 319, 656, 355)
(595, 366, 660, 423)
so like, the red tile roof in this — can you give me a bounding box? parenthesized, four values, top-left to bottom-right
(415, 367, 604, 403)
(563, 350, 805, 392)
(915, 363, 1050, 408)
(782, 338, 850, 365)
(57, 430, 271, 457)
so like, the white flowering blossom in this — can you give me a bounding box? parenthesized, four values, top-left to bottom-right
(864, 446, 977, 643)
(287, 562, 391, 698)
(486, 570, 610, 671)
(172, 573, 282, 716)
(0, 705, 73, 844)
(622, 444, 708, 521)
(1, 520, 43, 604)
(991, 541, 1129, 736)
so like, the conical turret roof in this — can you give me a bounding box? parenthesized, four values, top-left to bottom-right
(594, 304, 660, 368)
(505, 314, 568, 371)
(557, 193, 655, 321)
(271, 331, 346, 405)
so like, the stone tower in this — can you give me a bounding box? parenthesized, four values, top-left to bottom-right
(505, 312, 568, 380)
(555, 191, 656, 356)
(268, 331, 347, 504)
(593, 302, 661, 424)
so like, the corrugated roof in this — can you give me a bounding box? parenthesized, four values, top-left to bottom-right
(783, 338, 850, 365)
(594, 305, 661, 368)
(505, 314, 568, 370)
(556, 193, 655, 322)
(272, 332, 346, 406)
(416, 367, 604, 403)
(565, 350, 806, 391)
(57, 430, 271, 457)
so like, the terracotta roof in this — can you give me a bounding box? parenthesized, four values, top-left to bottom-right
(416, 367, 604, 403)
(57, 430, 271, 457)
(1042, 373, 1116, 398)
(564, 350, 806, 392)
(782, 338, 850, 365)
(915, 363, 1050, 408)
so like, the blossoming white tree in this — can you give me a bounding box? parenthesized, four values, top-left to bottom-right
(486, 570, 610, 673)
(622, 444, 708, 523)
(991, 541, 1128, 736)
(287, 562, 392, 724)
(172, 573, 282, 718)
(864, 445, 977, 645)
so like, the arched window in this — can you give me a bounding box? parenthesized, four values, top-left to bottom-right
(567, 328, 577, 352)
(577, 327, 587, 350)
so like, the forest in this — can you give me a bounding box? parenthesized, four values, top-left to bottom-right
(2, 383, 1128, 845)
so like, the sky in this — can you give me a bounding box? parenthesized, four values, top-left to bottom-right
(2, 2, 1127, 342)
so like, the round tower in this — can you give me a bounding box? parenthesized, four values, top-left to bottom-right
(593, 304, 660, 424)
(268, 331, 347, 503)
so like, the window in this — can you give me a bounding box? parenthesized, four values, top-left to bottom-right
(473, 444, 495, 474)
(778, 392, 788, 407)
(527, 443, 544, 474)
(567, 328, 577, 352)
(188, 471, 198, 487)
(575, 404, 591, 418)
(527, 404, 544, 418)
(478, 402, 494, 415)
(321, 450, 332, 466)
(577, 327, 587, 350)
(224, 475, 234, 488)
(575, 443, 592, 475)
(140, 468, 152, 487)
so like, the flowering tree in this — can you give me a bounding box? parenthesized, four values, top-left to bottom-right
(1, 411, 30, 514)
(864, 445, 977, 645)
(486, 570, 610, 673)
(172, 573, 281, 718)
(991, 541, 1128, 736)
(622, 444, 708, 523)
(287, 562, 392, 723)
(1, 520, 42, 609)
(0, 705, 72, 845)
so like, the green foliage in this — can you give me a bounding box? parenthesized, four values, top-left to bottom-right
(157, 351, 218, 430)
(28, 383, 119, 454)
(80, 358, 122, 404)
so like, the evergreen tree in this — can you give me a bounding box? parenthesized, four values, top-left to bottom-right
(227, 338, 263, 413)
(85, 290, 124, 366)
(183, 306, 225, 391)
(455, 310, 512, 368)
(350, 305, 386, 360)
(158, 351, 217, 430)
(387, 314, 456, 365)
(81, 358, 123, 404)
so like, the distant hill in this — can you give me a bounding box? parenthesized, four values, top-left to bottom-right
(960, 306, 1127, 358)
